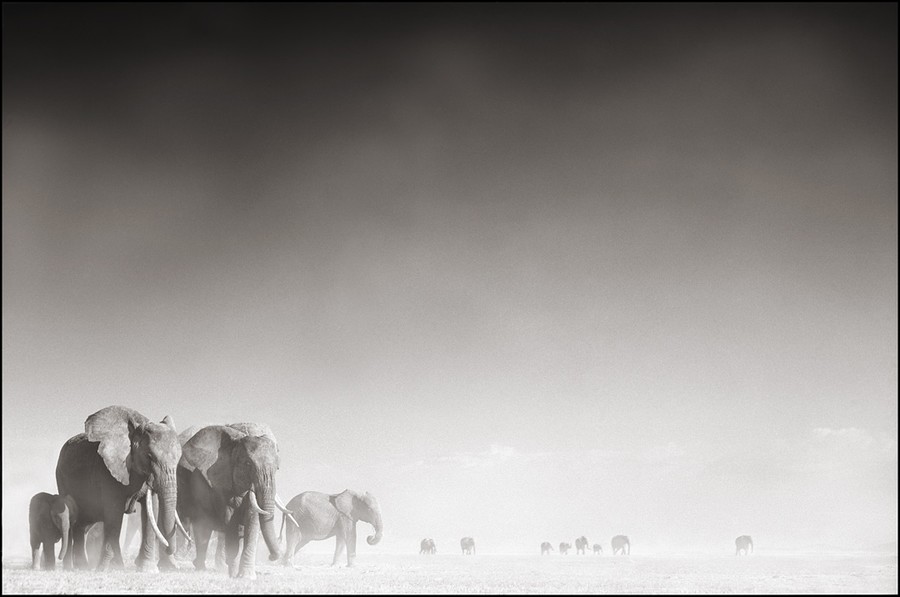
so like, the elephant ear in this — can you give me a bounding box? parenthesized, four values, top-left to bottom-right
(84, 406, 149, 486)
(180, 425, 245, 491)
(329, 489, 356, 520)
(160, 415, 177, 433)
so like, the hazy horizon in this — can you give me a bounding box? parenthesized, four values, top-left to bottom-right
(3, 3, 897, 560)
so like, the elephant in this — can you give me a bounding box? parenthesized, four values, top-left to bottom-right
(540, 541, 553, 555)
(611, 535, 630, 555)
(735, 535, 753, 555)
(278, 489, 383, 567)
(559, 542, 571, 555)
(177, 423, 295, 579)
(460, 536, 475, 555)
(575, 535, 589, 554)
(29, 493, 78, 570)
(593, 543, 603, 555)
(55, 405, 191, 571)
(420, 538, 436, 555)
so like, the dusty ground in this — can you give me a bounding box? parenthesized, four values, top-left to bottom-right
(2, 552, 896, 594)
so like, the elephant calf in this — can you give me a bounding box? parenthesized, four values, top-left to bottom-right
(559, 542, 571, 555)
(29, 493, 78, 570)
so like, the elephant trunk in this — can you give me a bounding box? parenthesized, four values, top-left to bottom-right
(156, 479, 178, 556)
(367, 508, 383, 546)
(253, 483, 283, 561)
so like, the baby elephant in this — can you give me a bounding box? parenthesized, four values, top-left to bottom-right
(29, 493, 78, 570)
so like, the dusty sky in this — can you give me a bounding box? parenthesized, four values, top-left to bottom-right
(3, 3, 897, 556)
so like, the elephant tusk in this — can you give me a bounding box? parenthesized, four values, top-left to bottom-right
(144, 488, 170, 549)
(275, 494, 300, 528)
(246, 489, 272, 519)
(174, 511, 193, 543)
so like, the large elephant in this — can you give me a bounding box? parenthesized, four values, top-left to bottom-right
(55, 405, 190, 571)
(559, 542, 571, 555)
(593, 543, 603, 555)
(29, 493, 78, 570)
(540, 541, 553, 555)
(611, 535, 630, 555)
(735, 535, 753, 555)
(575, 536, 589, 554)
(420, 538, 436, 555)
(279, 489, 383, 567)
(460, 536, 475, 555)
(177, 423, 295, 578)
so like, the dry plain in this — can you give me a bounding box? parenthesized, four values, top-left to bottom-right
(2, 552, 896, 594)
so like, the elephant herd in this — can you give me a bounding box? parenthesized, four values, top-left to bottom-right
(543, 535, 628, 556)
(29, 406, 383, 578)
(417, 537, 475, 555)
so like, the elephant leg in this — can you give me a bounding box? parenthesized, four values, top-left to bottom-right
(71, 524, 88, 570)
(282, 523, 305, 567)
(192, 520, 212, 571)
(215, 533, 227, 571)
(98, 516, 124, 570)
(42, 541, 56, 570)
(224, 519, 242, 578)
(31, 539, 40, 570)
(332, 536, 347, 567)
(281, 523, 298, 566)
(346, 522, 357, 568)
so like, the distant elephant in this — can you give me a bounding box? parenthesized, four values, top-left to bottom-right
(559, 542, 571, 555)
(460, 536, 475, 555)
(56, 405, 191, 571)
(177, 423, 295, 578)
(540, 541, 553, 555)
(593, 543, 603, 555)
(735, 535, 753, 556)
(279, 489, 383, 567)
(420, 538, 436, 555)
(575, 536, 589, 554)
(611, 535, 630, 555)
(29, 493, 78, 570)
(420, 537, 436, 554)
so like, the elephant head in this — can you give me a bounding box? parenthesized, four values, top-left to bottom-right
(330, 490, 383, 545)
(180, 425, 291, 562)
(84, 405, 182, 555)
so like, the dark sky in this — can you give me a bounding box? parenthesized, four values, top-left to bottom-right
(3, 3, 897, 553)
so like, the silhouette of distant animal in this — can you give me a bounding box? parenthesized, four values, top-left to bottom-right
(420, 538, 436, 554)
(575, 536, 589, 554)
(735, 535, 753, 556)
(593, 543, 603, 555)
(460, 536, 475, 555)
(559, 542, 571, 555)
(611, 535, 630, 555)
(541, 541, 554, 555)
